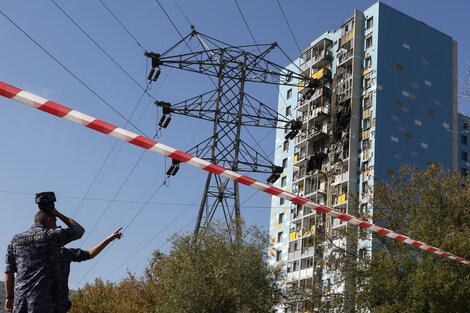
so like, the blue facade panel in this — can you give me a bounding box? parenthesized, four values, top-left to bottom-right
(375, 3, 454, 181)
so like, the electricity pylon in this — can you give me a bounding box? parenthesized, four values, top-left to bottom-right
(145, 28, 310, 239)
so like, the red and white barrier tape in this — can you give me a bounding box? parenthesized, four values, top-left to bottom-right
(1, 81, 468, 266)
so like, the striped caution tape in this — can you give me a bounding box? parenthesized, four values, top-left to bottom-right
(1, 80, 469, 266)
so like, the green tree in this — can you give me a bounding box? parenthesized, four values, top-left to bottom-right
(70, 220, 284, 313)
(357, 165, 470, 312)
(287, 165, 470, 312)
(159, 220, 283, 313)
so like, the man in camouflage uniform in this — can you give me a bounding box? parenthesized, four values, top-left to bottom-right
(4, 193, 85, 313)
(55, 227, 123, 313)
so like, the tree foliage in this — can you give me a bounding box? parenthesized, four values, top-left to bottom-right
(70, 220, 283, 313)
(286, 165, 470, 313)
(357, 165, 470, 313)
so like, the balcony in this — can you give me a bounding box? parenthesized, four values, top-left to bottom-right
(295, 132, 308, 145)
(338, 50, 353, 65)
(310, 123, 329, 141)
(310, 86, 331, 101)
(300, 49, 333, 71)
(293, 151, 307, 164)
(332, 171, 349, 186)
(309, 106, 329, 124)
(304, 187, 326, 198)
(293, 169, 307, 183)
(297, 113, 308, 124)
(311, 68, 332, 81)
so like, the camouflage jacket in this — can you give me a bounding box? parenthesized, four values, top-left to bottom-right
(4, 224, 84, 312)
(55, 248, 90, 313)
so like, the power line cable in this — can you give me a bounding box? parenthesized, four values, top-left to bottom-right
(153, 0, 187, 41)
(75, 179, 170, 285)
(97, 0, 147, 51)
(0, 8, 148, 136)
(128, 214, 196, 274)
(72, 89, 148, 218)
(74, 90, 211, 284)
(233, 0, 259, 47)
(49, 0, 149, 95)
(103, 196, 201, 280)
(275, 0, 301, 54)
(173, 0, 192, 26)
(79, 149, 148, 248)
(0, 188, 285, 208)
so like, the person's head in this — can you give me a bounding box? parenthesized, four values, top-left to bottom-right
(34, 210, 57, 229)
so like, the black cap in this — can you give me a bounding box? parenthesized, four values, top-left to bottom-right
(35, 192, 56, 204)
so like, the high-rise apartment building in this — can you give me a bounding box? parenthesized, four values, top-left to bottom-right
(269, 2, 458, 311)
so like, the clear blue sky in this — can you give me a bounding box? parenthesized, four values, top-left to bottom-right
(1, 0, 469, 289)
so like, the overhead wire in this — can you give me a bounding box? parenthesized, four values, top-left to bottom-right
(97, 0, 147, 51)
(72, 89, 148, 218)
(0, 189, 287, 210)
(0, 8, 148, 136)
(275, 0, 302, 54)
(49, 0, 150, 95)
(173, 0, 192, 26)
(103, 196, 201, 280)
(233, 0, 259, 47)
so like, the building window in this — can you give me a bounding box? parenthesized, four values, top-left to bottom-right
(281, 176, 287, 187)
(462, 151, 468, 162)
(462, 168, 469, 176)
(462, 135, 468, 145)
(366, 17, 374, 29)
(277, 232, 283, 243)
(364, 77, 371, 89)
(278, 213, 284, 224)
(287, 88, 292, 100)
(359, 248, 366, 259)
(276, 250, 282, 262)
(364, 94, 372, 108)
(464, 122, 469, 129)
(280, 197, 285, 205)
(366, 36, 373, 49)
(283, 140, 289, 151)
(282, 158, 288, 169)
(286, 105, 291, 116)
(365, 56, 372, 68)
(363, 117, 371, 129)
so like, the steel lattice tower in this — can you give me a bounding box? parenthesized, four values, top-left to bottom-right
(145, 28, 309, 238)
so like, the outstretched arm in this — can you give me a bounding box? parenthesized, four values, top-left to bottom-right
(4, 272, 14, 312)
(88, 227, 123, 259)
